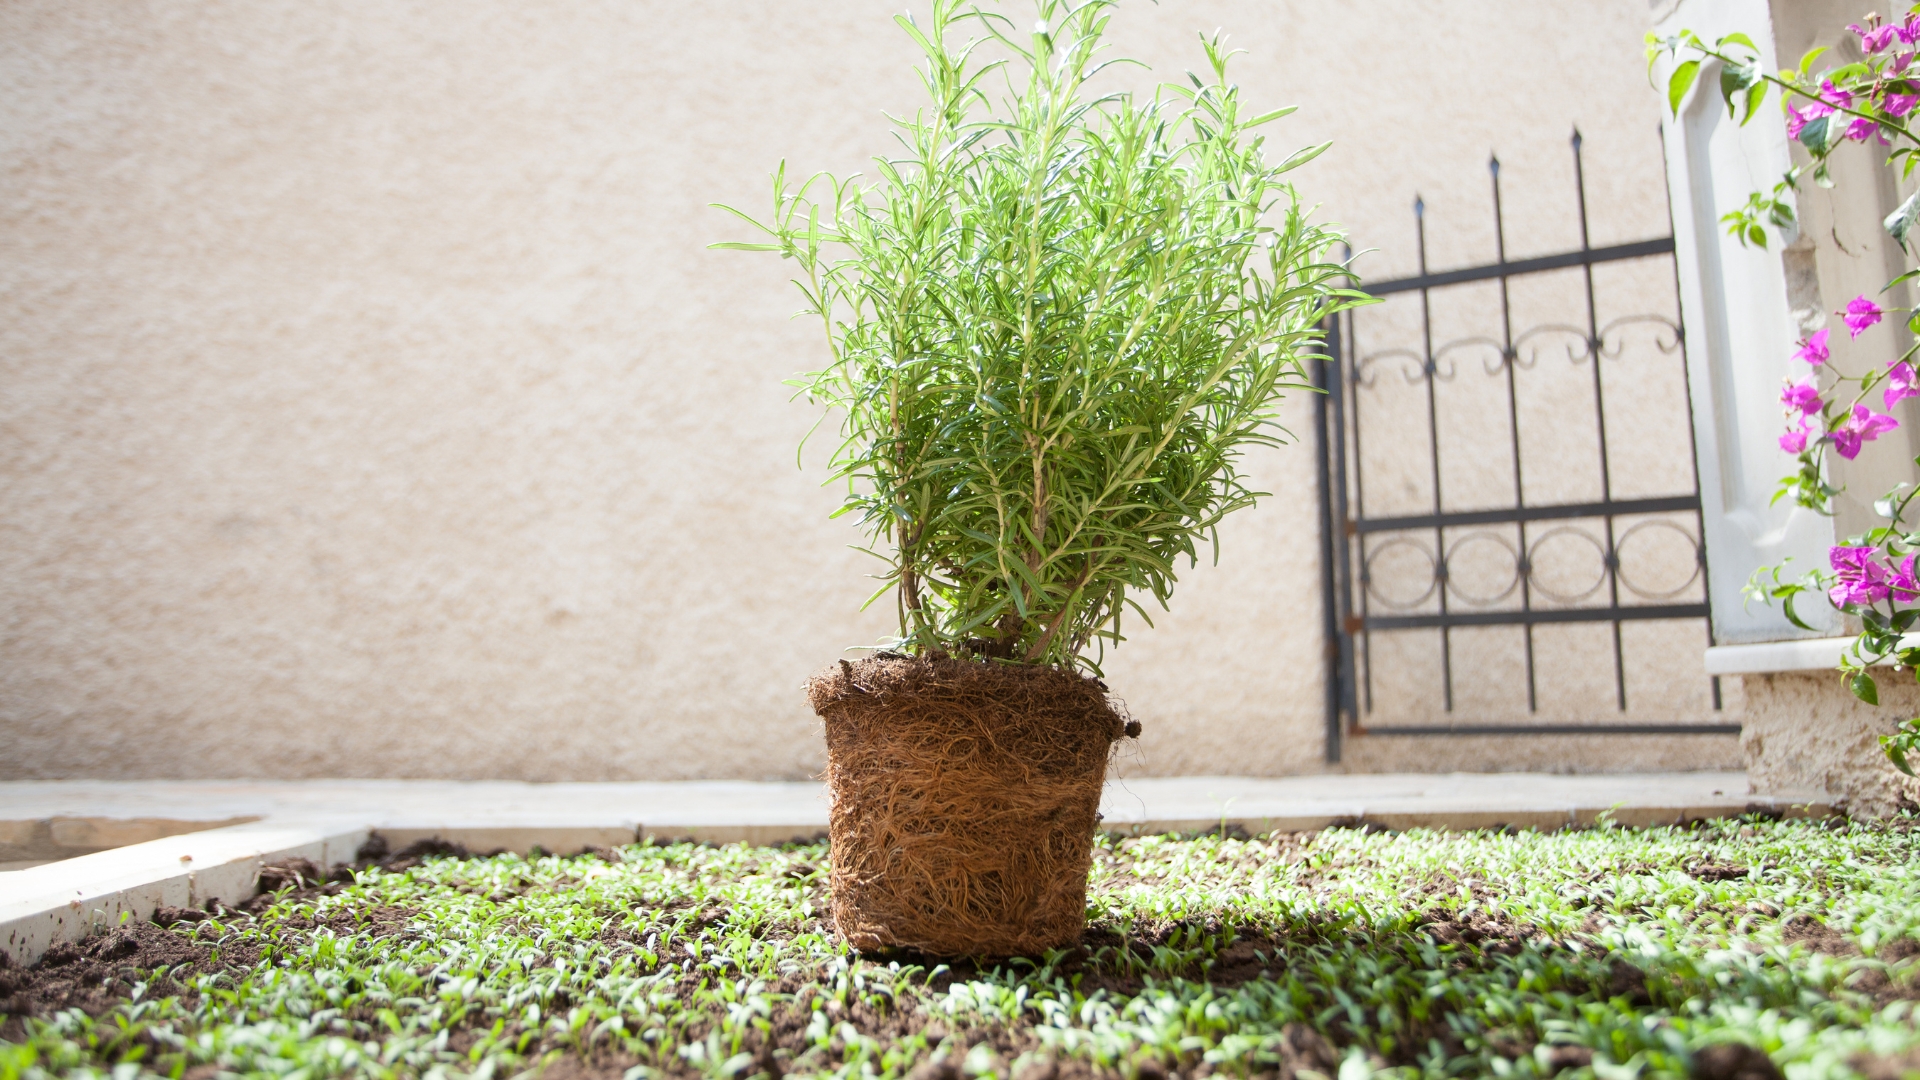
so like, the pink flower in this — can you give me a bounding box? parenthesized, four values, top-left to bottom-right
(1902, 12, 1920, 44)
(1795, 328, 1831, 367)
(1831, 544, 1894, 607)
(1843, 295, 1886, 338)
(1898, 50, 1918, 72)
(1780, 415, 1818, 453)
(1888, 362, 1920, 410)
(1885, 93, 1919, 118)
(1787, 101, 1834, 138)
(1820, 79, 1855, 109)
(1853, 22, 1898, 53)
(1833, 403, 1901, 460)
(1782, 375, 1823, 415)
(1895, 553, 1920, 602)
(1846, 116, 1881, 141)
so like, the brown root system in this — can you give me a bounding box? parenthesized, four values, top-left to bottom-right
(807, 655, 1126, 958)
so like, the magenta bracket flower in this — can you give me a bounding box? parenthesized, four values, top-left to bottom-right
(1831, 544, 1894, 608)
(1786, 101, 1831, 138)
(1780, 414, 1818, 453)
(1794, 328, 1831, 366)
(1888, 361, 1920, 410)
(1843, 295, 1885, 337)
(1781, 375, 1823, 414)
(1896, 553, 1920, 601)
(1833, 403, 1901, 460)
(1845, 116, 1887, 143)
(1851, 17, 1898, 53)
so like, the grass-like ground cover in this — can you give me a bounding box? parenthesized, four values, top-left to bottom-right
(3, 814, 1918, 1080)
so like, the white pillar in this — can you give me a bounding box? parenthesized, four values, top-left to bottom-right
(1654, 0, 1838, 644)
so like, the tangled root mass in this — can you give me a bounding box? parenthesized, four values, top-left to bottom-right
(808, 656, 1128, 958)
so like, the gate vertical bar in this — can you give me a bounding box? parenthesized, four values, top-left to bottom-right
(1315, 311, 1345, 763)
(1332, 307, 1360, 723)
(1491, 154, 1539, 712)
(1347, 264, 1376, 716)
(1416, 196, 1453, 712)
(1572, 129, 1629, 711)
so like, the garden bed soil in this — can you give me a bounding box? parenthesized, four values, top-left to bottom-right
(0, 837, 457, 1035)
(5, 820, 1918, 1079)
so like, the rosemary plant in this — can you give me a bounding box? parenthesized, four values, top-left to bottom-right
(719, 0, 1365, 670)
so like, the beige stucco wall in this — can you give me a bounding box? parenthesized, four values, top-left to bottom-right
(1, 0, 1697, 781)
(1740, 673, 1919, 817)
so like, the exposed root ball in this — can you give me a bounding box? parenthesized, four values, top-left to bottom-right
(807, 656, 1126, 957)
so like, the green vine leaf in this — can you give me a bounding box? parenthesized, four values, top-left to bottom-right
(1668, 59, 1702, 114)
(1883, 717, 1920, 776)
(1885, 190, 1920, 255)
(1851, 670, 1880, 706)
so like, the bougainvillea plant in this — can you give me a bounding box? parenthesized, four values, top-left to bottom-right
(717, 0, 1365, 671)
(1652, 10, 1920, 773)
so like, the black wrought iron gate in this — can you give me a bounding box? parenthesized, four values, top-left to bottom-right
(1315, 132, 1738, 763)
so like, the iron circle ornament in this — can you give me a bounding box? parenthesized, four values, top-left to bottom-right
(1443, 530, 1523, 606)
(1362, 537, 1440, 610)
(1613, 519, 1704, 600)
(1526, 526, 1611, 603)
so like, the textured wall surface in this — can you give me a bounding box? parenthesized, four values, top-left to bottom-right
(2, 0, 1693, 780)
(1740, 673, 1920, 817)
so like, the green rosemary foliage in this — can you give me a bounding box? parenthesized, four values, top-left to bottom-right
(718, 0, 1366, 669)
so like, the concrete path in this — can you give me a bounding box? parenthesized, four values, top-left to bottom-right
(1, 771, 1821, 852)
(0, 771, 1827, 966)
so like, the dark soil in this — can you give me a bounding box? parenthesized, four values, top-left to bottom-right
(1852, 1045, 1920, 1080)
(1783, 915, 1861, 956)
(1686, 862, 1751, 882)
(0, 922, 258, 1039)
(1692, 1042, 1786, 1080)
(0, 835, 463, 1031)
(6, 832, 1910, 1079)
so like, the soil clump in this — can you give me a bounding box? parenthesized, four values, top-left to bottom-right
(808, 655, 1127, 957)
(1691, 1042, 1785, 1080)
(0, 923, 259, 1038)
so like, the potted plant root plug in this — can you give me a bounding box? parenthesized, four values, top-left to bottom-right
(716, 0, 1365, 957)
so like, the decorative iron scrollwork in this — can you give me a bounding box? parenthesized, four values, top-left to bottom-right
(1358, 520, 1704, 611)
(1359, 314, 1681, 384)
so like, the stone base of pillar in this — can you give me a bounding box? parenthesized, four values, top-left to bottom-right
(1739, 671, 1920, 817)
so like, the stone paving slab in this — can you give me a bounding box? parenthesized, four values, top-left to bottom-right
(0, 771, 1824, 848)
(0, 772, 1828, 966)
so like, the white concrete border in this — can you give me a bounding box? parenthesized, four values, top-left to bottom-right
(2, 819, 366, 967)
(0, 773, 1831, 967)
(1705, 635, 1920, 675)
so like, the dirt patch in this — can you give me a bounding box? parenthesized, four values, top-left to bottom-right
(531, 1053, 644, 1080)
(1544, 1045, 1595, 1073)
(1851, 1046, 1920, 1080)
(1323, 817, 1395, 835)
(1783, 915, 1860, 956)
(1686, 862, 1750, 882)
(1420, 915, 1549, 957)
(1691, 1042, 1784, 1080)
(0, 922, 257, 1033)
(1878, 936, 1920, 962)
(1603, 961, 1654, 1007)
